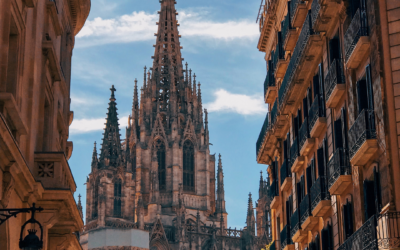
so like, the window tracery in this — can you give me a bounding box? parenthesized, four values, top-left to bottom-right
(114, 178, 122, 217)
(154, 139, 166, 191)
(183, 140, 195, 192)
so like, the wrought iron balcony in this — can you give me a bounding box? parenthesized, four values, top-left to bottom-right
(269, 180, 281, 209)
(280, 160, 292, 191)
(328, 148, 351, 195)
(290, 0, 308, 28)
(324, 58, 346, 108)
(281, 224, 293, 250)
(290, 137, 304, 173)
(282, 11, 298, 52)
(310, 176, 330, 217)
(377, 211, 400, 249)
(311, 0, 341, 32)
(349, 109, 378, 165)
(278, 13, 323, 115)
(338, 215, 377, 250)
(256, 113, 269, 157)
(264, 71, 277, 104)
(308, 96, 326, 138)
(299, 119, 314, 156)
(300, 194, 318, 231)
(291, 209, 307, 242)
(273, 40, 288, 78)
(344, 8, 370, 69)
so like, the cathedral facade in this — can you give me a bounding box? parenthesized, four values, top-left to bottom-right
(80, 1, 271, 250)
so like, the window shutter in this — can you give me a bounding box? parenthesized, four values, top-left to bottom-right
(334, 118, 343, 149)
(307, 87, 313, 111)
(286, 198, 291, 225)
(306, 165, 313, 193)
(363, 180, 370, 220)
(357, 79, 369, 115)
(284, 139, 288, 160)
(327, 223, 333, 250)
(313, 74, 320, 99)
(318, 64, 325, 116)
(298, 108, 303, 127)
(303, 96, 309, 119)
(278, 31, 283, 58)
(297, 182, 302, 207)
(366, 64, 374, 110)
(317, 148, 325, 177)
(301, 175, 306, 200)
(329, 37, 340, 64)
(294, 116, 299, 138)
(374, 167, 382, 212)
(341, 108, 348, 150)
(311, 158, 317, 182)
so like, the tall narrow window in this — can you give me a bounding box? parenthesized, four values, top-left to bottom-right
(114, 179, 122, 217)
(183, 140, 195, 192)
(92, 179, 99, 219)
(154, 139, 166, 191)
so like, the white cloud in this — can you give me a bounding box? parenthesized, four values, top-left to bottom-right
(76, 10, 259, 47)
(70, 116, 130, 134)
(205, 89, 267, 115)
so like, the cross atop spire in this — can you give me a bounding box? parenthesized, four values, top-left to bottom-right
(110, 85, 116, 101)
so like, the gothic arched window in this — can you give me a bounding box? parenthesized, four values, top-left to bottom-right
(114, 179, 122, 217)
(92, 178, 100, 219)
(183, 140, 195, 192)
(154, 139, 166, 191)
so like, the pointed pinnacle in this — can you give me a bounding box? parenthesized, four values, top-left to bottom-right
(110, 85, 116, 100)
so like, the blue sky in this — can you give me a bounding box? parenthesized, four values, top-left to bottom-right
(69, 0, 268, 230)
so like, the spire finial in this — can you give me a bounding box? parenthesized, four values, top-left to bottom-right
(110, 85, 116, 100)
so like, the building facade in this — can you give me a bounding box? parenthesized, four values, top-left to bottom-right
(80, 1, 272, 250)
(0, 0, 90, 249)
(256, 0, 400, 249)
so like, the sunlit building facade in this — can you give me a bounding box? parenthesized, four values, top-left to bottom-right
(256, 0, 400, 249)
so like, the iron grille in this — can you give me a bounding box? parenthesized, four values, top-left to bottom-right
(338, 215, 377, 250)
(281, 224, 293, 249)
(348, 109, 376, 159)
(268, 180, 279, 199)
(290, 137, 299, 169)
(310, 0, 320, 28)
(309, 96, 325, 132)
(327, 148, 351, 190)
(298, 119, 310, 151)
(264, 71, 276, 98)
(279, 13, 312, 107)
(310, 176, 329, 212)
(377, 212, 400, 249)
(290, 0, 306, 26)
(344, 9, 369, 61)
(256, 113, 269, 156)
(324, 58, 345, 102)
(291, 209, 300, 238)
(280, 159, 291, 185)
(300, 194, 311, 225)
(270, 100, 278, 127)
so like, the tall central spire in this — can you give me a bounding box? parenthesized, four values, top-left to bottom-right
(151, 0, 184, 109)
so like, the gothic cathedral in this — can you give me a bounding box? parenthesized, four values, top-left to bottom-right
(81, 1, 271, 249)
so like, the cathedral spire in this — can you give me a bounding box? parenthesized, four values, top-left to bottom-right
(132, 79, 139, 122)
(91, 142, 98, 171)
(216, 154, 226, 214)
(77, 194, 83, 219)
(193, 73, 197, 97)
(99, 85, 122, 168)
(259, 171, 264, 197)
(246, 193, 256, 235)
(204, 109, 209, 145)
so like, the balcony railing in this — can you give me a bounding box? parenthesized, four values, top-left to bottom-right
(348, 109, 376, 159)
(328, 148, 350, 190)
(268, 180, 279, 200)
(290, 138, 299, 169)
(280, 159, 291, 185)
(256, 113, 269, 156)
(264, 72, 276, 98)
(281, 224, 293, 249)
(324, 58, 345, 103)
(290, 0, 306, 26)
(309, 96, 325, 132)
(377, 212, 400, 249)
(310, 0, 320, 28)
(310, 176, 329, 212)
(338, 215, 377, 250)
(291, 209, 300, 238)
(298, 119, 310, 151)
(270, 100, 278, 128)
(300, 194, 311, 226)
(344, 9, 368, 61)
(282, 13, 291, 46)
(279, 13, 312, 108)
(257, 0, 277, 31)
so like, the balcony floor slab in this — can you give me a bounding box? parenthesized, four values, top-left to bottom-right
(326, 83, 346, 108)
(292, 229, 307, 243)
(312, 200, 331, 217)
(310, 117, 327, 138)
(276, 59, 289, 78)
(329, 175, 352, 195)
(265, 86, 277, 104)
(271, 196, 281, 210)
(350, 139, 378, 166)
(281, 177, 293, 192)
(301, 216, 319, 231)
(346, 36, 370, 69)
(283, 245, 295, 250)
(300, 138, 315, 156)
(291, 156, 305, 173)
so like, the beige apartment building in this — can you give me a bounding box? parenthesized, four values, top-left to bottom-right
(256, 0, 400, 249)
(0, 0, 90, 249)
